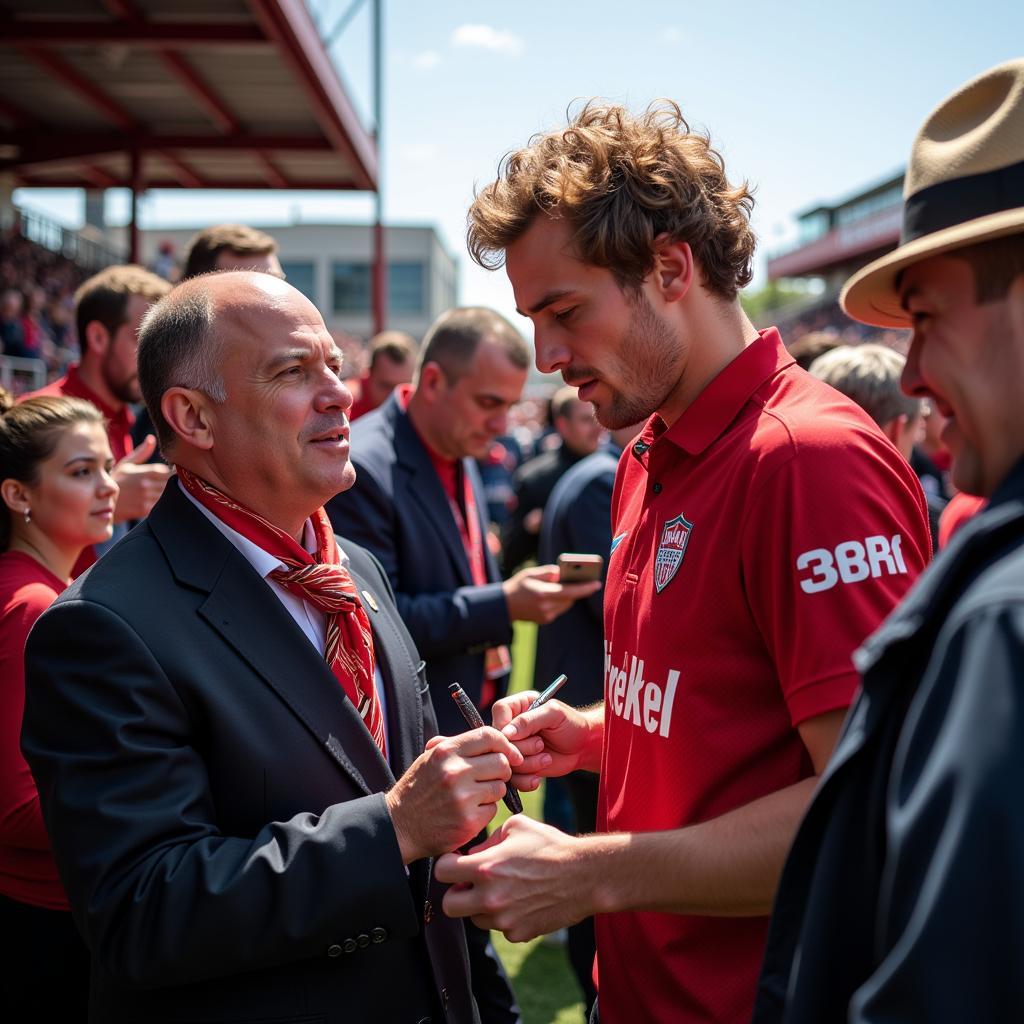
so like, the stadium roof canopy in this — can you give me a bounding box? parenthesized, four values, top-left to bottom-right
(0, 0, 378, 195)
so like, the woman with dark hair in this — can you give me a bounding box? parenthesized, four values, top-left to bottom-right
(0, 387, 118, 1017)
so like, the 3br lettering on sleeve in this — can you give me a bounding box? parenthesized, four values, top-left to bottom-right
(796, 534, 908, 594)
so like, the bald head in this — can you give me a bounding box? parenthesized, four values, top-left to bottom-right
(138, 271, 327, 454)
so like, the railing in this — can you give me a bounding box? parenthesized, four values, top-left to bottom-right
(0, 355, 48, 395)
(2, 205, 125, 272)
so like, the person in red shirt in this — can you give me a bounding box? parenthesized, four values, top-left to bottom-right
(348, 330, 418, 421)
(0, 388, 118, 1018)
(436, 100, 932, 1023)
(25, 264, 172, 573)
(937, 490, 986, 548)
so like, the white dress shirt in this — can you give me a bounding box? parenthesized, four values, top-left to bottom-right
(181, 481, 390, 746)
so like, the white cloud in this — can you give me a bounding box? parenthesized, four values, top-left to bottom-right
(411, 50, 441, 71)
(451, 24, 524, 57)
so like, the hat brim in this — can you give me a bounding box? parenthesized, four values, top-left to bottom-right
(840, 207, 1024, 328)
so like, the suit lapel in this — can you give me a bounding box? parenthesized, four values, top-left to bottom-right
(345, 557, 424, 775)
(150, 484, 395, 796)
(391, 403, 473, 584)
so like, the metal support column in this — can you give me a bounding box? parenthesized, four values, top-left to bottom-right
(370, 0, 386, 335)
(128, 147, 142, 264)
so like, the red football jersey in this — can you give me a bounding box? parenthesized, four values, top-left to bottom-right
(595, 328, 931, 1023)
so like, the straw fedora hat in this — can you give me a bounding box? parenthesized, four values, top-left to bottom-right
(841, 58, 1024, 328)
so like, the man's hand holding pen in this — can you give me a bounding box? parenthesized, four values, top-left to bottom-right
(492, 691, 605, 790)
(434, 687, 610, 941)
(385, 727, 523, 865)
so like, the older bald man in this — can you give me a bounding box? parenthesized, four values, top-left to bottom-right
(21, 272, 517, 1023)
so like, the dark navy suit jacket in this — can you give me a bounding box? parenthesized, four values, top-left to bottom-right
(534, 446, 620, 710)
(327, 393, 513, 737)
(21, 481, 477, 1024)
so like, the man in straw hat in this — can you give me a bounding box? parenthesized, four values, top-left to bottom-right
(754, 58, 1024, 1023)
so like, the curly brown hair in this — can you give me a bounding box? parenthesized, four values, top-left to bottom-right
(468, 100, 756, 300)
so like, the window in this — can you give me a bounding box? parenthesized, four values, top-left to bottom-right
(388, 262, 425, 314)
(332, 262, 371, 313)
(279, 260, 316, 301)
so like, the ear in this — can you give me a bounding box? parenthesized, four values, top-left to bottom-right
(1, 477, 30, 517)
(417, 361, 446, 402)
(650, 235, 694, 303)
(82, 319, 112, 359)
(162, 387, 216, 451)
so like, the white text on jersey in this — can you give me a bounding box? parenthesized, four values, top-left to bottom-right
(605, 642, 680, 737)
(796, 534, 909, 594)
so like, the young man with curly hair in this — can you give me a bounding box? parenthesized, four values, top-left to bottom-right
(436, 101, 932, 1023)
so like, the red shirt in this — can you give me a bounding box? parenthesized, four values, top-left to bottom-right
(938, 491, 986, 548)
(25, 364, 134, 463)
(0, 551, 68, 910)
(596, 329, 931, 1024)
(24, 365, 135, 575)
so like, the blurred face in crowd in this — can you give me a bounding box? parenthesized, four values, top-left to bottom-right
(1, 289, 22, 320)
(100, 294, 153, 405)
(900, 252, 1024, 496)
(420, 339, 527, 460)
(214, 248, 284, 278)
(198, 276, 354, 534)
(366, 354, 415, 410)
(506, 216, 684, 430)
(556, 398, 603, 456)
(9, 421, 118, 554)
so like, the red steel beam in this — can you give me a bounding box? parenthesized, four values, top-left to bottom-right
(247, 0, 377, 189)
(18, 46, 138, 130)
(158, 51, 241, 134)
(256, 153, 289, 189)
(0, 133, 332, 162)
(79, 164, 120, 189)
(16, 175, 364, 190)
(0, 20, 266, 47)
(156, 150, 206, 189)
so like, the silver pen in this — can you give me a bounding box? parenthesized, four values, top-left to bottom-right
(526, 673, 568, 711)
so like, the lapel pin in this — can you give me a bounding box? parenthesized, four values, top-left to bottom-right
(361, 590, 379, 613)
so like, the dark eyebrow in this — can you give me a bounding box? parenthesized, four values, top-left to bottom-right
(63, 455, 98, 469)
(517, 289, 575, 317)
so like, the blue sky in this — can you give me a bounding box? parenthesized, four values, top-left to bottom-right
(14, 0, 1024, 328)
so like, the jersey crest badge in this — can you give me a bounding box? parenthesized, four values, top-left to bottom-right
(654, 513, 693, 593)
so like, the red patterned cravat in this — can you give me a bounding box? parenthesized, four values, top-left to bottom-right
(178, 468, 386, 755)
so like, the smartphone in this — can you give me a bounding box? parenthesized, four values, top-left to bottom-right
(557, 553, 604, 583)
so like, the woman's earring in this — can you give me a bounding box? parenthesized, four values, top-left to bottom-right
(23, 508, 31, 524)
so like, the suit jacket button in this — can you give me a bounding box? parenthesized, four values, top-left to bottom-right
(356, 932, 370, 949)
(441, 986, 450, 1006)
(370, 926, 388, 944)
(342, 938, 358, 954)
(327, 943, 342, 958)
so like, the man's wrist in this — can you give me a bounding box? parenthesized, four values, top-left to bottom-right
(578, 705, 606, 773)
(574, 832, 631, 915)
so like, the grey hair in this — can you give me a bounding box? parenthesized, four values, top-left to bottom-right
(137, 285, 227, 455)
(808, 343, 922, 428)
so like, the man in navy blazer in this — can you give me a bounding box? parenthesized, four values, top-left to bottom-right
(326, 307, 599, 1022)
(327, 308, 598, 738)
(22, 274, 524, 1024)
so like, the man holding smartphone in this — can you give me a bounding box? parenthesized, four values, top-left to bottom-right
(436, 100, 932, 1023)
